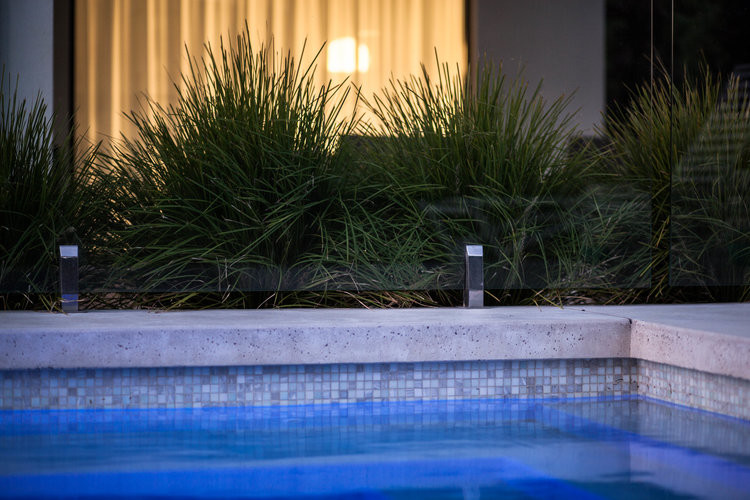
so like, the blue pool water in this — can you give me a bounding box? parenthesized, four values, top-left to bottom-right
(1, 397, 749, 499)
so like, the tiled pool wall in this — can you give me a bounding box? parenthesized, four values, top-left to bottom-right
(2, 358, 748, 420)
(638, 359, 750, 419)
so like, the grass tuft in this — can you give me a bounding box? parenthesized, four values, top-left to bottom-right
(102, 28, 362, 304)
(0, 69, 103, 309)
(358, 58, 648, 293)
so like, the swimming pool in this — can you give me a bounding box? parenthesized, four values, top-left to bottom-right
(1, 396, 749, 499)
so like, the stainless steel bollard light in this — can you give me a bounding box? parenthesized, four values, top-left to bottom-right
(464, 244, 484, 308)
(59, 245, 79, 313)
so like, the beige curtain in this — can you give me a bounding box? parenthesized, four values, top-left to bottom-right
(75, 0, 466, 146)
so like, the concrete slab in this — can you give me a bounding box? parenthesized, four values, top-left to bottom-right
(0, 307, 629, 370)
(0, 303, 747, 380)
(574, 304, 750, 339)
(575, 304, 750, 380)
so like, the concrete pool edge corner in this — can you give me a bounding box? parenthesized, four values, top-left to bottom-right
(574, 303, 750, 381)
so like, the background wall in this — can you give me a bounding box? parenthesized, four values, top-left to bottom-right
(0, 0, 55, 123)
(475, 0, 605, 135)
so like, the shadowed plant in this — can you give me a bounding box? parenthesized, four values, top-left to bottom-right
(0, 70, 103, 309)
(670, 74, 750, 288)
(604, 65, 750, 297)
(358, 59, 643, 292)
(102, 28, 368, 303)
(602, 65, 718, 298)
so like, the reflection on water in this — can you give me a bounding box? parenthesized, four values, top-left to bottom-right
(1, 397, 749, 499)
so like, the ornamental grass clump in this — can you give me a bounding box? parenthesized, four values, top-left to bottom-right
(104, 28, 360, 300)
(360, 59, 641, 291)
(670, 74, 750, 288)
(0, 70, 103, 308)
(604, 65, 750, 296)
(602, 66, 717, 297)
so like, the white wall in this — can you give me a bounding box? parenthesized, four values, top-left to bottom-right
(0, 0, 55, 120)
(475, 0, 605, 134)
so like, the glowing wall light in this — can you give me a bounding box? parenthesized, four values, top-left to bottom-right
(327, 37, 370, 73)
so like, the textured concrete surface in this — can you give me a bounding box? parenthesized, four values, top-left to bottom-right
(574, 304, 750, 380)
(0, 304, 747, 380)
(0, 308, 629, 370)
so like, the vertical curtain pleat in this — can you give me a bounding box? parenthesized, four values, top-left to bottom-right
(75, 0, 466, 146)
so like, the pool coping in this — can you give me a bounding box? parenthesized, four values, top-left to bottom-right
(1, 303, 748, 381)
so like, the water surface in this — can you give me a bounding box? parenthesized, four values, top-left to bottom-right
(1, 397, 749, 499)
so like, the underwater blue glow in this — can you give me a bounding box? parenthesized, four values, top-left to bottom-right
(1, 397, 749, 499)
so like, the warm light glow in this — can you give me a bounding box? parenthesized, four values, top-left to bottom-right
(76, 0, 466, 144)
(327, 37, 370, 73)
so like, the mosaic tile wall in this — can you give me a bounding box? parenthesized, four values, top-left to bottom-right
(0, 358, 747, 420)
(637, 359, 750, 420)
(0, 359, 637, 410)
(0, 400, 614, 439)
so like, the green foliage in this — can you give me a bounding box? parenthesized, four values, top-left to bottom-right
(103, 28, 363, 299)
(2, 43, 747, 308)
(670, 75, 750, 287)
(359, 59, 647, 291)
(604, 67, 718, 195)
(363, 60, 581, 199)
(0, 69, 102, 306)
(604, 65, 750, 295)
